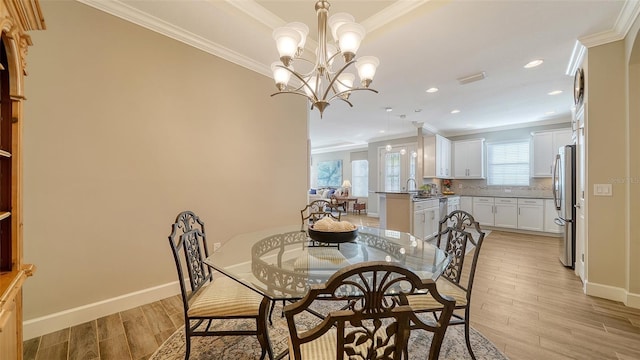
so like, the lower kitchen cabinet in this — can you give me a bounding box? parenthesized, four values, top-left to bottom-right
(412, 199, 439, 240)
(463, 196, 551, 234)
(517, 198, 544, 231)
(494, 198, 518, 229)
(472, 197, 494, 226)
(424, 202, 439, 240)
(413, 203, 426, 240)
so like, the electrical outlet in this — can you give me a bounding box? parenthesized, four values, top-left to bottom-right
(213, 242, 221, 252)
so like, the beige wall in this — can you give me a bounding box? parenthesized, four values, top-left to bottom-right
(585, 40, 627, 289)
(22, 0, 308, 321)
(625, 23, 640, 296)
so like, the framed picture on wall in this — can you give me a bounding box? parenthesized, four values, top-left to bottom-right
(317, 160, 342, 187)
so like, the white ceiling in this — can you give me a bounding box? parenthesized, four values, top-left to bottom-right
(80, 0, 638, 153)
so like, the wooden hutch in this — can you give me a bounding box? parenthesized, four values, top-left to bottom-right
(0, 0, 44, 358)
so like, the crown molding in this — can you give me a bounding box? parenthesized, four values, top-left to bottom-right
(76, 0, 271, 77)
(361, 0, 429, 33)
(579, 0, 640, 48)
(566, 0, 640, 75)
(223, 0, 283, 29)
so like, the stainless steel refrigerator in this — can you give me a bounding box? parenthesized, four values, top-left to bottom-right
(553, 144, 576, 268)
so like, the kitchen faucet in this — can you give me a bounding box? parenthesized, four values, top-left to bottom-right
(406, 178, 417, 191)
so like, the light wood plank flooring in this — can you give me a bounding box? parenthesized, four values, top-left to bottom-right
(24, 214, 640, 359)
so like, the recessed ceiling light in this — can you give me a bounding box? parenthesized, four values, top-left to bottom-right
(414, 109, 423, 113)
(544, 111, 556, 116)
(385, 107, 393, 112)
(450, 109, 460, 114)
(379, 130, 385, 133)
(426, 87, 439, 93)
(524, 59, 544, 68)
(548, 90, 563, 95)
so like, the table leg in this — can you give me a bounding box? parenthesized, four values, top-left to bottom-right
(258, 297, 274, 360)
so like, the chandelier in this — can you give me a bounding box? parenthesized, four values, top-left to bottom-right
(270, 1, 379, 117)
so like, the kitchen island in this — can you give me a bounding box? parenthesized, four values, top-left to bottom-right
(376, 191, 457, 240)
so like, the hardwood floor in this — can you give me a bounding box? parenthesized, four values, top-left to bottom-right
(24, 214, 640, 359)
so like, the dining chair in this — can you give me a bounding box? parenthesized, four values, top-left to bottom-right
(168, 211, 272, 360)
(269, 201, 343, 323)
(407, 210, 485, 360)
(301, 199, 341, 230)
(284, 261, 456, 360)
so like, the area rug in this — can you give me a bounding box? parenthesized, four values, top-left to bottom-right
(150, 301, 507, 360)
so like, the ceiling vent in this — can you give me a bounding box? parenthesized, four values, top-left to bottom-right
(457, 71, 486, 85)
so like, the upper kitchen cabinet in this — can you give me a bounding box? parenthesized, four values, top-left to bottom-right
(531, 129, 572, 177)
(423, 134, 451, 178)
(453, 139, 485, 179)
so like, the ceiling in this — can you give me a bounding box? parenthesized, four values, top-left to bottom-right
(80, 0, 637, 152)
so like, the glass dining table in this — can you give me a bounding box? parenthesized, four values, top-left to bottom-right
(204, 225, 451, 359)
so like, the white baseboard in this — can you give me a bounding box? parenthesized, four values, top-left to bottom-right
(585, 281, 627, 302)
(585, 281, 640, 309)
(23, 281, 181, 340)
(626, 291, 640, 309)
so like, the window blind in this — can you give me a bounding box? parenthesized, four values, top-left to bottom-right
(487, 140, 530, 186)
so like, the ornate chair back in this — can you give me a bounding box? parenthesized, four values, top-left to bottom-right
(284, 261, 456, 360)
(301, 199, 341, 229)
(436, 210, 485, 296)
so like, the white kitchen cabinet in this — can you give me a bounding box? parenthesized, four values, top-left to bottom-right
(494, 198, 518, 228)
(412, 199, 439, 240)
(460, 196, 473, 214)
(531, 129, 572, 177)
(423, 134, 451, 178)
(424, 200, 440, 240)
(472, 197, 494, 226)
(454, 139, 485, 179)
(517, 198, 544, 231)
(544, 199, 562, 233)
(412, 201, 426, 240)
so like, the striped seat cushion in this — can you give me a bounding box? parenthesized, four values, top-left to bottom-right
(291, 327, 395, 360)
(293, 248, 349, 270)
(187, 276, 263, 317)
(406, 277, 468, 310)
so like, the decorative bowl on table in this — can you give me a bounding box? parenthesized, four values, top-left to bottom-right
(308, 226, 358, 243)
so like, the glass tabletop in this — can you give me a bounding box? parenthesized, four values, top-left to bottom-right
(204, 225, 450, 300)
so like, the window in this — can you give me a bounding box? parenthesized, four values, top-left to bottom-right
(379, 144, 417, 192)
(384, 152, 401, 191)
(487, 140, 530, 186)
(351, 160, 368, 197)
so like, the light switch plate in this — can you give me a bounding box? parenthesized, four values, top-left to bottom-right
(593, 184, 612, 196)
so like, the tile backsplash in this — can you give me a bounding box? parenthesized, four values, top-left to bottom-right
(449, 178, 553, 198)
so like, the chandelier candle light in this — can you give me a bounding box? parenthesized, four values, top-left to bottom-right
(270, 1, 379, 117)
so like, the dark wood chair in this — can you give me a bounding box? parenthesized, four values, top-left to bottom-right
(329, 194, 348, 213)
(407, 210, 485, 360)
(301, 199, 341, 229)
(168, 211, 272, 360)
(284, 261, 456, 360)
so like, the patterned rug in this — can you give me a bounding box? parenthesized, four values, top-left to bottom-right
(150, 301, 507, 360)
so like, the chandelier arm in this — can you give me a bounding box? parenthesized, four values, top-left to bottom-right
(320, 60, 357, 101)
(279, 65, 320, 102)
(270, 90, 316, 104)
(325, 87, 379, 104)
